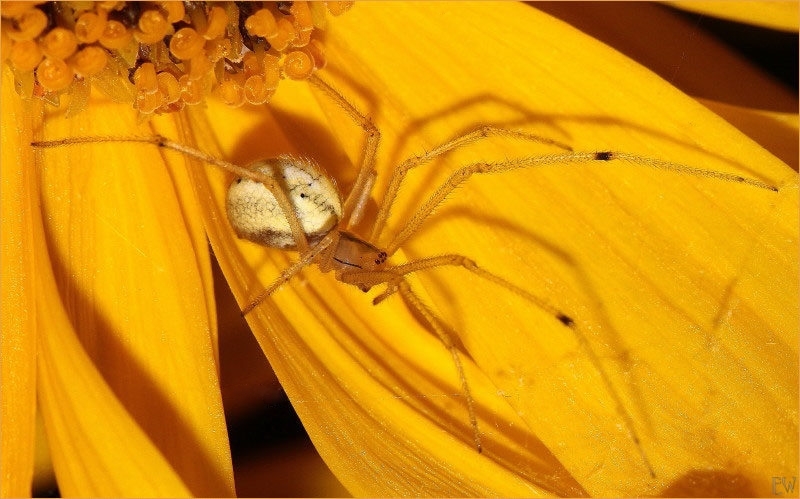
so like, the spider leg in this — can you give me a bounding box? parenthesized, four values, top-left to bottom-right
(241, 232, 337, 315)
(372, 253, 657, 476)
(32, 135, 312, 252)
(386, 151, 778, 255)
(370, 125, 573, 245)
(336, 265, 482, 452)
(308, 75, 380, 228)
(395, 279, 483, 453)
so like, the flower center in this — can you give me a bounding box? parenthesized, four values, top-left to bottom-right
(1, 1, 353, 115)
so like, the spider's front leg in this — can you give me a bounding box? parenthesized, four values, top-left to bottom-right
(308, 75, 381, 228)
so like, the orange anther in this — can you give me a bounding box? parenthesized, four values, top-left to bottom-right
(134, 9, 170, 45)
(97, 2, 123, 11)
(244, 8, 277, 38)
(282, 50, 313, 80)
(41, 27, 79, 60)
(243, 74, 274, 105)
(270, 17, 295, 52)
(157, 71, 181, 104)
(327, 1, 354, 16)
(217, 79, 245, 107)
(133, 62, 158, 93)
(71, 46, 108, 76)
(9, 39, 42, 71)
(6, 7, 47, 41)
(99, 20, 133, 50)
(178, 73, 205, 105)
(290, 2, 313, 32)
(1, 2, 40, 19)
(292, 28, 312, 48)
(136, 89, 163, 114)
(159, 1, 185, 23)
(36, 57, 74, 92)
(75, 11, 107, 44)
(203, 6, 228, 40)
(169, 27, 205, 60)
(242, 51, 261, 78)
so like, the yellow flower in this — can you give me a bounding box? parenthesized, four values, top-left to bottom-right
(1, 35, 232, 499)
(2, 2, 797, 497)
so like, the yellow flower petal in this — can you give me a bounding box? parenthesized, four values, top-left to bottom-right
(7, 2, 793, 496)
(2, 66, 191, 496)
(0, 64, 236, 493)
(35, 246, 192, 497)
(185, 3, 796, 496)
(698, 98, 799, 171)
(34, 102, 234, 495)
(1, 62, 37, 498)
(670, 1, 800, 32)
(333, 4, 797, 495)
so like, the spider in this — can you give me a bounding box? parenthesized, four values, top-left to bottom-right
(32, 74, 778, 477)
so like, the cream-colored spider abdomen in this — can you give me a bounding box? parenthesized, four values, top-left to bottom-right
(226, 155, 342, 249)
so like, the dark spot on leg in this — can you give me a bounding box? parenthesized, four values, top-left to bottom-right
(557, 313, 574, 327)
(595, 151, 614, 161)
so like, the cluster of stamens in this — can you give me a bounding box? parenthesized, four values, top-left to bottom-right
(1, 1, 352, 115)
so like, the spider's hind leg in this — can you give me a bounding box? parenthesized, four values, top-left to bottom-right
(373, 254, 656, 475)
(393, 278, 484, 453)
(337, 265, 483, 451)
